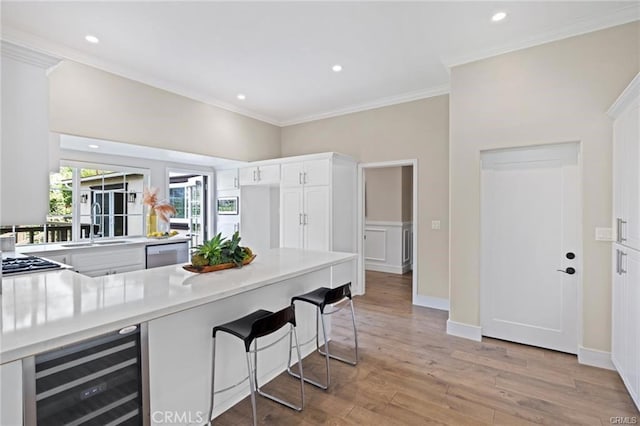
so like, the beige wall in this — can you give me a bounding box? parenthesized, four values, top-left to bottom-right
(402, 166, 413, 222)
(49, 61, 281, 162)
(449, 22, 640, 352)
(282, 96, 450, 299)
(365, 167, 402, 222)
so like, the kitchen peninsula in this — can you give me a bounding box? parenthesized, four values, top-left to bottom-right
(1, 248, 357, 425)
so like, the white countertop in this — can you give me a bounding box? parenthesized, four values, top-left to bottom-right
(0, 248, 356, 364)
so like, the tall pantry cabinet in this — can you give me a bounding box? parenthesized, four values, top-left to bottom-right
(609, 72, 640, 411)
(280, 153, 356, 253)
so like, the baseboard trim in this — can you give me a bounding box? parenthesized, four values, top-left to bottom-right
(365, 264, 405, 274)
(446, 320, 482, 342)
(413, 294, 449, 311)
(578, 346, 615, 370)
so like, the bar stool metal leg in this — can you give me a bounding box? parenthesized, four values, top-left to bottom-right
(245, 352, 258, 426)
(208, 337, 217, 425)
(317, 300, 358, 366)
(255, 325, 305, 411)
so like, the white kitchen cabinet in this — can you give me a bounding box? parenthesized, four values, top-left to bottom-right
(1, 42, 60, 226)
(281, 159, 330, 187)
(0, 360, 22, 426)
(216, 169, 239, 191)
(610, 73, 640, 411)
(612, 246, 640, 410)
(71, 246, 145, 277)
(239, 164, 280, 186)
(279, 153, 356, 253)
(610, 73, 640, 251)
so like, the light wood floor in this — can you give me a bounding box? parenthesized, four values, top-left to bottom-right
(215, 271, 639, 425)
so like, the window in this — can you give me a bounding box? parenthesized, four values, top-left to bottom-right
(4, 163, 149, 246)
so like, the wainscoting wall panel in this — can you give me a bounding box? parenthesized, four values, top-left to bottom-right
(365, 221, 412, 274)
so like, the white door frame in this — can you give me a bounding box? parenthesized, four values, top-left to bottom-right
(165, 167, 215, 243)
(356, 159, 418, 304)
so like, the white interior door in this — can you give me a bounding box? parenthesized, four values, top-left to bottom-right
(480, 143, 580, 354)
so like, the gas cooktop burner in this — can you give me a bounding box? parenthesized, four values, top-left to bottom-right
(2, 256, 62, 275)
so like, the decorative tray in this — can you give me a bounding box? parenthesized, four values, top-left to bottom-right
(182, 255, 256, 273)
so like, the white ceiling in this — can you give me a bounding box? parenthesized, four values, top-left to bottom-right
(2, 2, 638, 126)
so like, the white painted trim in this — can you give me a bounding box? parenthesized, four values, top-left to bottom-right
(414, 294, 449, 311)
(446, 320, 482, 342)
(357, 160, 418, 307)
(442, 4, 640, 68)
(608, 72, 640, 118)
(1, 40, 60, 68)
(281, 85, 450, 126)
(364, 264, 405, 275)
(363, 228, 386, 262)
(365, 220, 412, 227)
(577, 346, 615, 371)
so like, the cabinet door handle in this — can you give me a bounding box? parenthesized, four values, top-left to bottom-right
(303, 172, 307, 184)
(620, 219, 627, 242)
(304, 213, 308, 225)
(299, 213, 303, 225)
(253, 170, 257, 182)
(234, 177, 239, 188)
(616, 249, 621, 275)
(299, 172, 303, 185)
(620, 251, 627, 274)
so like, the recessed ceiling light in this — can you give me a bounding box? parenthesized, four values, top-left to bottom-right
(237, 94, 246, 100)
(88, 144, 99, 149)
(85, 35, 100, 44)
(332, 64, 343, 72)
(491, 12, 507, 22)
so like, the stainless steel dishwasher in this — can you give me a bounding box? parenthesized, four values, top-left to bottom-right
(145, 241, 189, 269)
(22, 324, 149, 426)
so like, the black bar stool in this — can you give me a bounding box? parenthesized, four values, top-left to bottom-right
(208, 305, 305, 425)
(287, 282, 358, 389)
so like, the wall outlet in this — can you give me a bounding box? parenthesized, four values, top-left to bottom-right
(431, 220, 441, 230)
(595, 227, 614, 241)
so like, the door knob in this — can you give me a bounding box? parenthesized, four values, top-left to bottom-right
(557, 267, 576, 275)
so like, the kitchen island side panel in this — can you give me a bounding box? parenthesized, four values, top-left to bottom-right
(147, 266, 337, 424)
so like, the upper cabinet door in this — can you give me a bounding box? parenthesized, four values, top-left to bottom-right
(281, 159, 330, 188)
(216, 169, 239, 191)
(257, 164, 281, 185)
(239, 165, 280, 186)
(303, 159, 331, 187)
(281, 162, 304, 187)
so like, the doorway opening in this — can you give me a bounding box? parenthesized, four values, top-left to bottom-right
(166, 168, 214, 248)
(357, 160, 418, 305)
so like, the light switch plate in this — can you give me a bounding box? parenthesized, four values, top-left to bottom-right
(595, 227, 614, 241)
(431, 220, 441, 230)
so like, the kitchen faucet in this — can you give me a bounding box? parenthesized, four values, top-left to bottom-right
(90, 201, 101, 243)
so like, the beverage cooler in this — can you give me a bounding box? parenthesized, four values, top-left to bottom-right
(22, 324, 149, 426)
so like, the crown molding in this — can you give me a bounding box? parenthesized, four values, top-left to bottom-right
(442, 4, 640, 69)
(608, 72, 640, 118)
(1, 27, 281, 126)
(1, 40, 61, 69)
(280, 84, 450, 127)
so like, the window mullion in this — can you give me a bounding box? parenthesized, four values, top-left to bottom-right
(72, 168, 81, 241)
